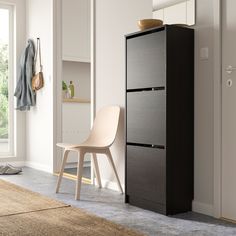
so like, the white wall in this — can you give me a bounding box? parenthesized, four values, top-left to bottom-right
(153, 0, 185, 10)
(95, 0, 152, 190)
(192, 0, 215, 215)
(153, 0, 195, 26)
(0, 0, 26, 164)
(25, 0, 54, 172)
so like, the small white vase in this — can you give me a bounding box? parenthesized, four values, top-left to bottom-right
(62, 90, 67, 99)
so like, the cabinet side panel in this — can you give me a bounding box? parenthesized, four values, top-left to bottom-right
(166, 26, 194, 214)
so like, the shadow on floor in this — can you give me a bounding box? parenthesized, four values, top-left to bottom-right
(172, 212, 236, 227)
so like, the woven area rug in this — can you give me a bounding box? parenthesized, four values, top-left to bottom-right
(0, 179, 144, 236)
(0, 179, 68, 216)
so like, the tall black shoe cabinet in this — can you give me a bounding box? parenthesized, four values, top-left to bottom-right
(125, 25, 194, 215)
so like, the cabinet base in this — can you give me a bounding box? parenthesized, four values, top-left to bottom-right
(126, 195, 192, 215)
(126, 195, 167, 215)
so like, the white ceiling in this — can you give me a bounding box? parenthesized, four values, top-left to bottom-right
(153, 0, 186, 10)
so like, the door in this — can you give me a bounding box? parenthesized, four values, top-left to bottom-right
(222, 0, 236, 221)
(126, 30, 166, 90)
(126, 145, 166, 205)
(127, 90, 166, 146)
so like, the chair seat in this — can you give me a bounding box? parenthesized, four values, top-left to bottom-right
(56, 143, 76, 148)
(56, 139, 111, 150)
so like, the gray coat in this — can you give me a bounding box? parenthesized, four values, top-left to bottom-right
(14, 39, 36, 111)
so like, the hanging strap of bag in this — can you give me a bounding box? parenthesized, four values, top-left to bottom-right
(34, 38, 42, 72)
(32, 38, 44, 91)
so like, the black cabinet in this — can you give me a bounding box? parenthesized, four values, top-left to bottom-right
(125, 25, 194, 215)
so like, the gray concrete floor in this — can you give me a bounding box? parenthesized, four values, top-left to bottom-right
(1, 167, 236, 236)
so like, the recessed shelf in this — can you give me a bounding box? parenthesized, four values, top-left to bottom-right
(63, 98, 91, 103)
(62, 56, 91, 63)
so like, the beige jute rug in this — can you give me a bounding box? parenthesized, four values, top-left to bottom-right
(0, 179, 145, 236)
(0, 179, 68, 217)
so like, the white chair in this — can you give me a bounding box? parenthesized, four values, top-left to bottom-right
(56, 105, 123, 200)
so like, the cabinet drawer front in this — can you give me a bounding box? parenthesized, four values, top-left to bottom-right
(126, 145, 166, 204)
(127, 30, 166, 89)
(127, 90, 166, 145)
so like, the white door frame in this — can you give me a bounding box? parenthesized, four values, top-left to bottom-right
(53, 0, 96, 175)
(91, 0, 96, 124)
(90, 0, 96, 183)
(213, 0, 222, 218)
(53, 0, 62, 172)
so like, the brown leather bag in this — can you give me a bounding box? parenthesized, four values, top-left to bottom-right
(32, 38, 44, 91)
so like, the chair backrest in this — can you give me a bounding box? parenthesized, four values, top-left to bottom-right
(87, 106, 120, 148)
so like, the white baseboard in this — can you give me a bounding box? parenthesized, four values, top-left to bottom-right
(0, 161, 25, 167)
(192, 200, 214, 216)
(25, 161, 53, 173)
(98, 179, 124, 192)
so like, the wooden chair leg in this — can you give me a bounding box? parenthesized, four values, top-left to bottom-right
(75, 150, 85, 200)
(56, 149, 69, 193)
(106, 149, 123, 194)
(92, 153, 102, 188)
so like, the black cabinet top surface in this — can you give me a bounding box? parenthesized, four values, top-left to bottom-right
(125, 24, 193, 39)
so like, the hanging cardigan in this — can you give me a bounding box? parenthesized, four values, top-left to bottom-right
(14, 39, 36, 111)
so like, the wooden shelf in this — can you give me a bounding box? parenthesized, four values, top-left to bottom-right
(62, 56, 90, 63)
(63, 98, 91, 103)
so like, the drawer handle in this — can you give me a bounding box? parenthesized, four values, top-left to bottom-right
(127, 142, 165, 149)
(127, 87, 165, 93)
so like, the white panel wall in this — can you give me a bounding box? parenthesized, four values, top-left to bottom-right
(0, 0, 26, 164)
(62, 0, 90, 62)
(153, 8, 164, 21)
(25, 0, 54, 172)
(153, 0, 195, 26)
(95, 0, 152, 190)
(187, 0, 195, 25)
(192, 0, 215, 215)
(153, 0, 185, 10)
(164, 1, 187, 24)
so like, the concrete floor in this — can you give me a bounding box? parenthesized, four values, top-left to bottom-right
(1, 167, 236, 236)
